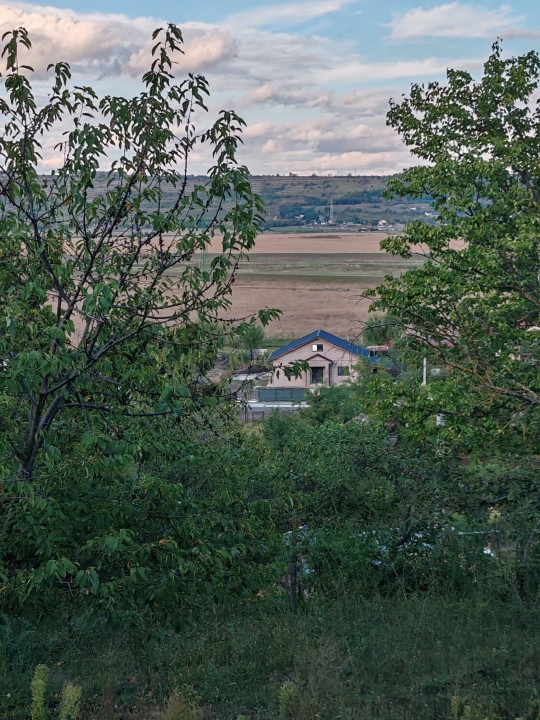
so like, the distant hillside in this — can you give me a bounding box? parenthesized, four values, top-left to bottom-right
(248, 175, 433, 229)
(72, 173, 434, 230)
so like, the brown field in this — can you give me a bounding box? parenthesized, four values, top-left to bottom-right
(69, 230, 445, 340)
(67, 230, 451, 341)
(207, 231, 393, 254)
(202, 231, 427, 339)
(225, 278, 375, 339)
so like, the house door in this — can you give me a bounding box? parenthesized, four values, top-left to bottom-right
(311, 366, 324, 384)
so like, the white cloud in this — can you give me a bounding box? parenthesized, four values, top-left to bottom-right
(0, 3, 153, 77)
(238, 114, 411, 175)
(225, 0, 358, 29)
(0, 0, 517, 176)
(388, 2, 539, 40)
(0, 5, 240, 77)
(320, 54, 483, 83)
(128, 27, 238, 75)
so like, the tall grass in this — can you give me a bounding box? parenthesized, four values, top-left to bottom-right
(2, 592, 539, 719)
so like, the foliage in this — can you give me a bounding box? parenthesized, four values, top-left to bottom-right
(262, 412, 461, 590)
(0, 26, 281, 617)
(162, 687, 202, 720)
(62, 174, 435, 229)
(260, 396, 540, 604)
(0, 410, 281, 617)
(261, 416, 453, 527)
(0, 23, 278, 479)
(58, 682, 82, 720)
(277, 680, 298, 719)
(3, 596, 540, 719)
(370, 42, 540, 446)
(237, 321, 265, 364)
(300, 360, 398, 425)
(361, 313, 402, 346)
(19, 663, 82, 720)
(2, 30, 540, 720)
(301, 383, 367, 424)
(31, 664, 49, 720)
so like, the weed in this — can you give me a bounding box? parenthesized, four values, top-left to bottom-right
(277, 681, 298, 719)
(58, 682, 82, 720)
(31, 665, 49, 720)
(162, 687, 202, 720)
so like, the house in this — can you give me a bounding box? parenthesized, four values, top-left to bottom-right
(262, 330, 376, 400)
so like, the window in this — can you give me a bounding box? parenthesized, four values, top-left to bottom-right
(312, 343, 323, 352)
(337, 366, 350, 376)
(311, 366, 324, 384)
(368, 346, 389, 358)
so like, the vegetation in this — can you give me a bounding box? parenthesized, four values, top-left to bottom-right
(0, 24, 282, 618)
(237, 321, 266, 364)
(247, 175, 433, 228)
(360, 312, 402, 345)
(63, 172, 433, 230)
(0, 27, 539, 720)
(371, 41, 540, 447)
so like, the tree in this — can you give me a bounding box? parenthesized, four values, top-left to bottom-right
(238, 321, 265, 364)
(0, 25, 277, 481)
(361, 313, 402, 346)
(0, 26, 279, 615)
(370, 42, 540, 445)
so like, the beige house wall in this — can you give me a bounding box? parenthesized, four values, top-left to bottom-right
(270, 339, 364, 389)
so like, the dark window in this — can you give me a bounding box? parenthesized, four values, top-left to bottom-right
(337, 366, 350, 376)
(311, 366, 324, 384)
(369, 347, 389, 357)
(312, 343, 323, 352)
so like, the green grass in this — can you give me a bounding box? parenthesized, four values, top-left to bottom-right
(3, 594, 540, 719)
(263, 336, 296, 348)
(163, 252, 422, 284)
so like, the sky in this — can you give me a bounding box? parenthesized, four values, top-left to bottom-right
(1, 1, 539, 175)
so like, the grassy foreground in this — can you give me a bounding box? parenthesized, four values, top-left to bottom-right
(2, 592, 539, 719)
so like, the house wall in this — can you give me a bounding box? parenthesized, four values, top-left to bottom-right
(270, 340, 364, 388)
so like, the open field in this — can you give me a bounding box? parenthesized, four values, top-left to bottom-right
(206, 230, 394, 254)
(198, 232, 425, 338)
(224, 278, 376, 338)
(69, 230, 445, 339)
(65, 231, 422, 342)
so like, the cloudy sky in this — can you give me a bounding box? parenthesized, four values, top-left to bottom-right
(1, 1, 539, 175)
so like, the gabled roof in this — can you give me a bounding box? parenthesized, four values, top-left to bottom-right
(268, 329, 376, 363)
(304, 353, 333, 363)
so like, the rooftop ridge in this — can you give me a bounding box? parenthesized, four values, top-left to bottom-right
(268, 329, 376, 363)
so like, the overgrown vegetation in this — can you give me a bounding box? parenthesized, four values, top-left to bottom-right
(0, 28, 539, 720)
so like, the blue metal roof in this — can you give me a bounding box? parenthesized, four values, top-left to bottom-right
(268, 329, 376, 363)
